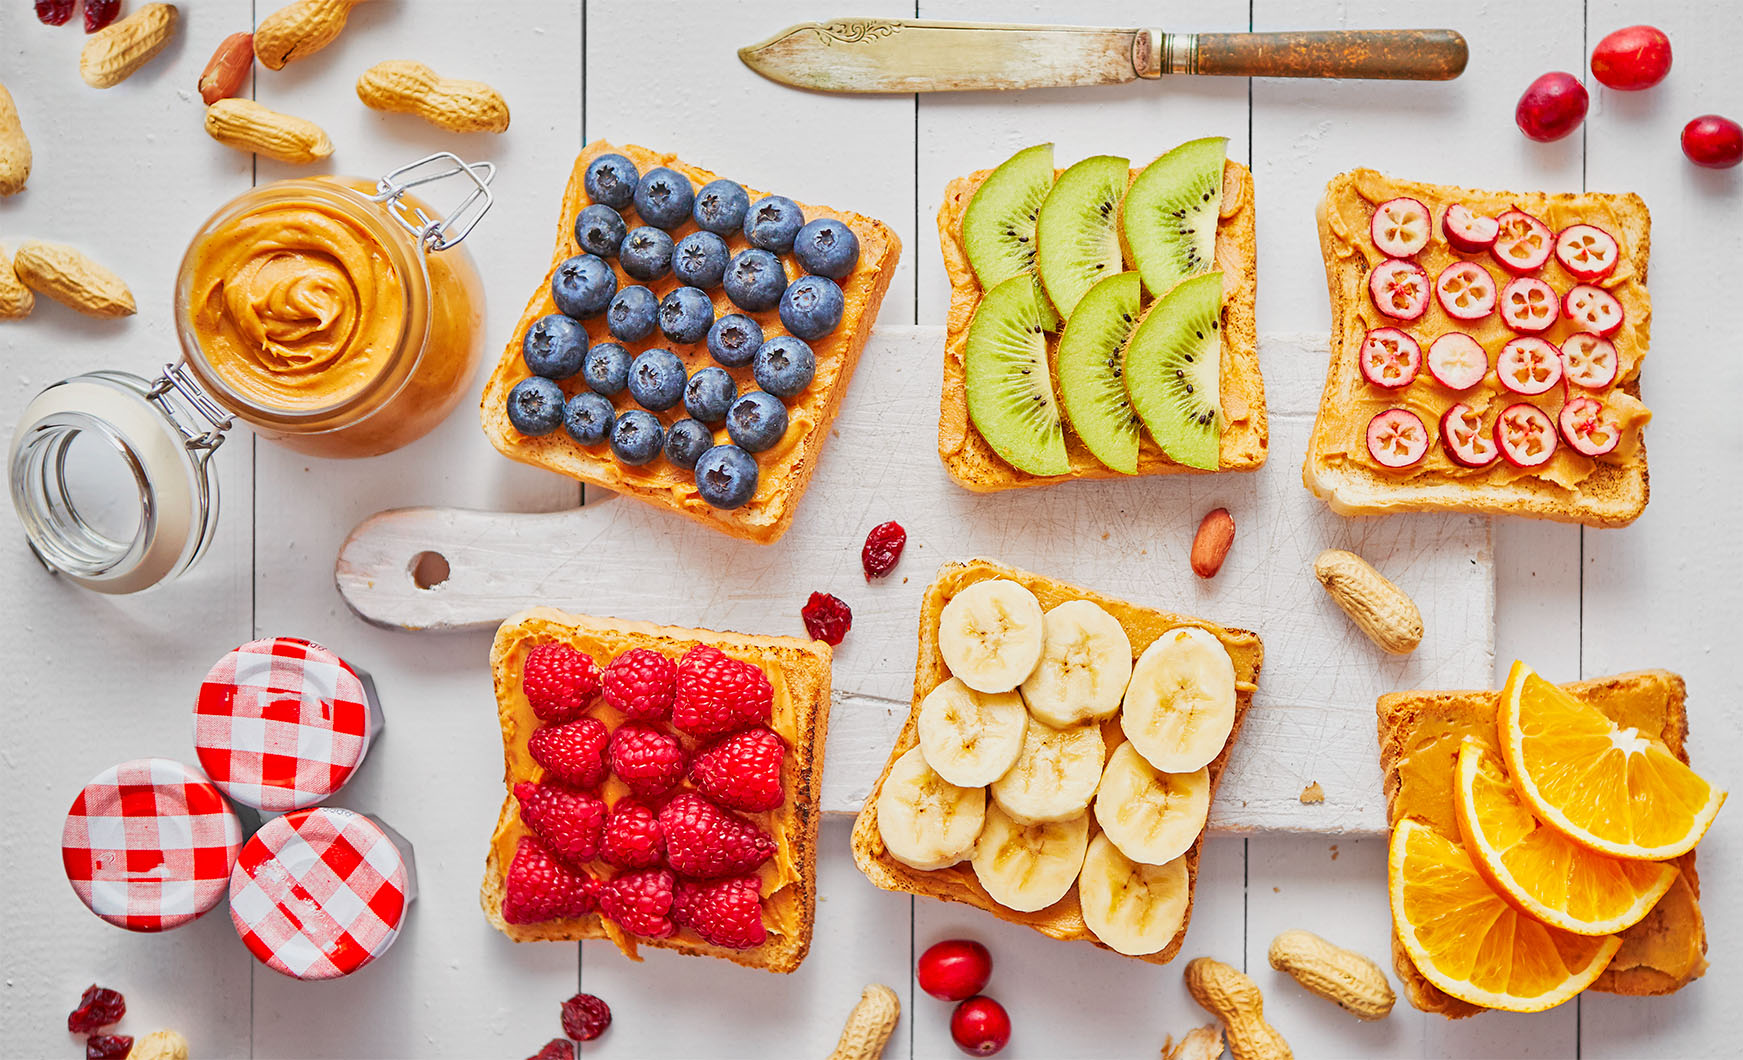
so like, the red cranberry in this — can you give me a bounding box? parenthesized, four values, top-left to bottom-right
(560, 992, 612, 1042)
(1516, 72, 1588, 142)
(861, 520, 908, 580)
(1682, 115, 1743, 169)
(1590, 25, 1672, 91)
(950, 996, 1011, 1056)
(67, 985, 126, 1034)
(86, 1037, 134, 1060)
(918, 938, 993, 1001)
(801, 591, 852, 646)
(528, 1040, 573, 1060)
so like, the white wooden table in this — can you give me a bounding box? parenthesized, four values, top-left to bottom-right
(2, 2, 1738, 1057)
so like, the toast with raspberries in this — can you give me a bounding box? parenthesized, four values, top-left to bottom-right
(480, 607, 831, 974)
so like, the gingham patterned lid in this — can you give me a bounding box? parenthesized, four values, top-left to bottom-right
(194, 637, 375, 811)
(229, 807, 412, 980)
(61, 757, 243, 932)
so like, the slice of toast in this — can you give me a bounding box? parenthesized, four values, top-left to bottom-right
(1377, 670, 1708, 1017)
(1307, 169, 1651, 527)
(480, 607, 831, 974)
(936, 156, 1266, 491)
(851, 559, 1263, 964)
(480, 141, 901, 545)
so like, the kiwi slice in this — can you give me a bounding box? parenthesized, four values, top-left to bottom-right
(1124, 271, 1225, 470)
(1056, 271, 1144, 474)
(962, 144, 1060, 330)
(1035, 155, 1129, 319)
(1121, 136, 1227, 298)
(964, 274, 1070, 477)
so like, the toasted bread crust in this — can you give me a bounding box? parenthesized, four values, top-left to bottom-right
(480, 608, 831, 974)
(480, 142, 901, 545)
(851, 559, 1263, 963)
(936, 157, 1266, 490)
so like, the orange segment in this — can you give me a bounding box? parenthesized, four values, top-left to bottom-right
(1499, 661, 1725, 860)
(1389, 818, 1621, 1012)
(1454, 737, 1678, 935)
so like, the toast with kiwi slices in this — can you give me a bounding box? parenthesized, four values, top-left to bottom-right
(937, 139, 1265, 492)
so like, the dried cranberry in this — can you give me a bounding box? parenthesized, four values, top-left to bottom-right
(84, 0, 121, 32)
(561, 992, 612, 1041)
(87, 1036, 134, 1060)
(67, 985, 126, 1034)
(861, 520, 907, 580)
(528, 1040, 573, 1060)
(801, 592, 852, 646)
(35, 0, 76, 25)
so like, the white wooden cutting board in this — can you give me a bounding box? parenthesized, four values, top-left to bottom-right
(336, 325, 1492, 834)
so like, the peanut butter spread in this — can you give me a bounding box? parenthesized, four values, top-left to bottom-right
(1322, 169, 1651, 490)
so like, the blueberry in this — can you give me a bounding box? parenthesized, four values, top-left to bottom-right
(582, 341, 631, 395)
(633, 167, 694, 230)
(522, 313, 588, 380)
(793, 218, 860, 279)
(584, 153, 640, 210)
(551, 254, 617, 318)
(724, 249, 787, 313)
(626, 347, 686, 411)
(563, 391, 616, 446)
(659, 286, 715, 345)
(692, 179, 750, 236)
(684, 365, 738, 423)
(779, 275, 845, 340)
(506, 376, 565, 436)
(673, 231, 730, 289)
(753, 336, 816, 398)
(663, 418, 713, 470)
(743, 195, 805, 252)
(574, 204, 627, 258)
(694, 444, 759, 510)
(726, 390, 789, 453)
(607, 286, 659, 342)
(610, 409, 665, 466)
(706, 313, 764, 368)
(621, 226, 674, 282)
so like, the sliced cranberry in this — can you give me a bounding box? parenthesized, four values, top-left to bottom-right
(861, 520, 907, 580)
(1370, 197, 1431, 257)
(1492, 209, 1553, 274)
(35, 0, 75, 25)
(1426, 333, 1488, 391)
(1499, 276, 1560, 334)
(1495, 403, 1558, 468)
(1368, 259, 1430, 321)
(1440, 404, 1499, 468)
(1554, 224, 1619, 282)
(801, 592, 852, 646)
(1497, 337, 1564, 396)
(1442, 203, 1499, 253)
(1564, 284, 1625, 336)
(1561, 333, 1619, 389)
(528, 1040, 574, 1060)
(1559, 396, 1622, 456)
(1366, 409, 1430, 469)
(1357, 327, 1421, 389)
(1434, 261, 1497, 320)
(67, 985, 126, 1034)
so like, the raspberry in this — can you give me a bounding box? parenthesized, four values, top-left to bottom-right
(861, 520, 907, 579)
(527, 718, 610, 789)
(83, 0, 120, 31)
(674, 875, 767, 950)
(600, 800, 665, 869)
(528, 1040, 573, 1060)
(801, 592, 852, 646)
(522, 643, 601, 724)
(658, 792, 776, 879)
(690, 726, 786, 812)
(672, 645, 773, 739)
(597, 868, 677, 939)
(86, 1037, 133, 1060)
(602, 648, 677, 721)
(608, 723, 686, 798)
(514, 782, 607, 866)
(67, 985, 125, 1034)
(560, 992, 612, 1042)
(502, 836, 598, 925)
(35, 1, 75, 26)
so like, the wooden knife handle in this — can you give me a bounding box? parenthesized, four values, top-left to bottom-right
(1187, 29, 1468, 80)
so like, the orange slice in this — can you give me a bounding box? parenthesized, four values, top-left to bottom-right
(1389, 818, 1621, 1012)
(1499, 661, 1726, 860)
(1454, 737, 1678, 935)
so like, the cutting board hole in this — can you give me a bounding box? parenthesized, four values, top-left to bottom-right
(410, 550, 451, 590)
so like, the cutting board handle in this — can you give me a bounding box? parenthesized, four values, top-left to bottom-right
(1188, 29, 1468, 81)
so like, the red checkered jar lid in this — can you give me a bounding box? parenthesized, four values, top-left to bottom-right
(194, 637, 379, 812)
(229, 807, 415, 980)
(61, 758, 243, 932)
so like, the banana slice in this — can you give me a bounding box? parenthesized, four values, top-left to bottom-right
(989, 718, 1105, 824)
(1120, 626, 1236, 773)
(1094, 742, 1210, 865)
(917, 677, 1029, 787)
(876, 746, 987, 871)
(971, 802, 1090, 913)
(1077, 832, 1190, 956)
(937, 578, 1046, 693)
(1019, 599, 1134, 727)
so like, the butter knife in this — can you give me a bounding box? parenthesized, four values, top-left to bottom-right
(740, 19, 1468, 93)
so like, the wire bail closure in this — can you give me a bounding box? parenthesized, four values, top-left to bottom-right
(371, 151, 496, 253)
(146, 361, 234, 457)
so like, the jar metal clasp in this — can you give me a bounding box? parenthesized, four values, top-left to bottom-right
(370, 151, 496, 253)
